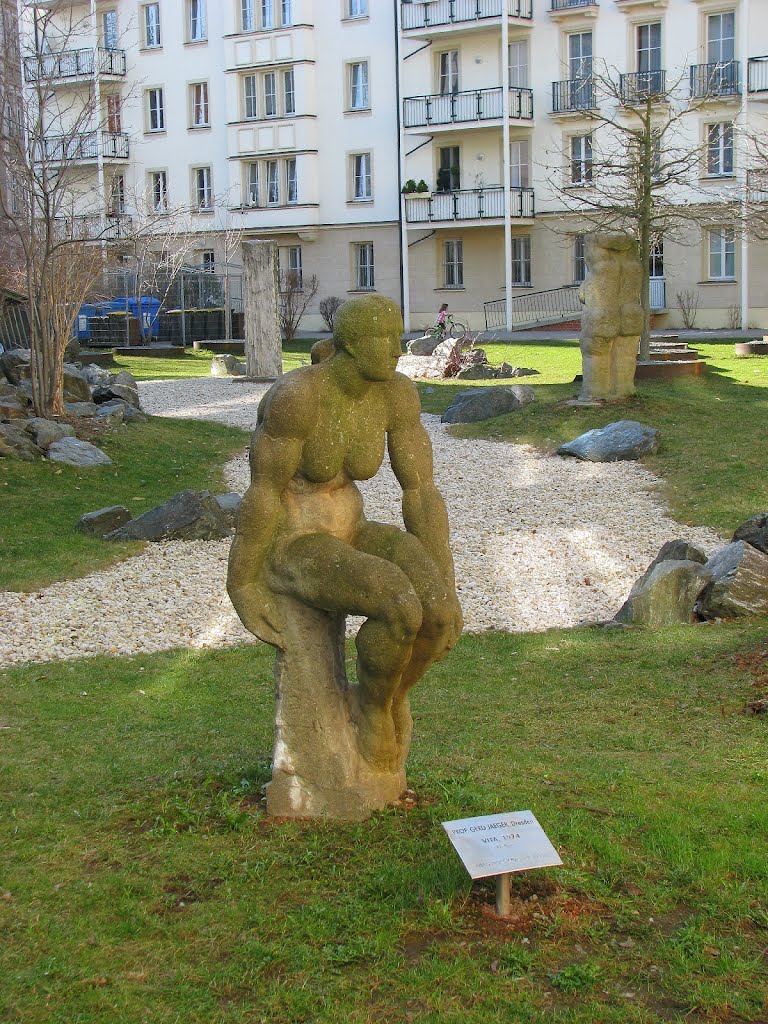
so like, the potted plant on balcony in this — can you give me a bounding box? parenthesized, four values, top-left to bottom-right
(401, 179, 418, 195)
(415, 179, 431, 196)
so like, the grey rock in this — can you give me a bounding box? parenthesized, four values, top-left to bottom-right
(46, 437, 113, 467)
(215, 491, 242, 526)
(0, 382, 30, 405)
(558, 420, 660, 462)
(98, 398, 148, 423)
(497, 363, 539, 378)
(647, 539, 708, 570)
(77, 505, 132, 538)
(0, 398, 27, 419)
(615, 559, 711, 626)
(106, 489, 232, 542)
(211, 354, 246, 377)
(81, 363, 113, 388)
(441, 384, 536, 424)
(407, 336, 440, 356)
(62, 364, 92, 404)
(698, 541, 768, 619)
(92, 370, 140, 409)
(94, 404, 124, 426)
(0, 349, 31, 385)
(0, 422, 42, 460)
(64, 337, 81, 362)
(64, 401, 98, 417)
(25, 417, 75, 449)
(455, 365, 496, 380)
(733, 514, 768, 556)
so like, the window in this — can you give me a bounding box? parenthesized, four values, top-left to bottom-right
(352, 152, 372, 201)
(573, 235, 586, 283)
(106, 94, 121, 133)
(284, 69, 295, 115)
(102, 10, 118, 49)
(266, 160, 279, 205)
(349, 0, 367, 16)
(443, 240, 463, 288)
(568, 32, 592, 81)
(191, 82, 209, 128)
(437, 146, 460, 191)
(280, 246, 302, 287)
(709, 227, 735, 279)
(508, 40, 529, 88)
(264, 72, 277, 117)
(108, 174, 125, 215)
(201, 250, 215, 273)
(649, 238, 663, 279)
(194, 166, 212, 210)
(707, 122, 734, 176)
(262, 0, 274, 29)
(509, 140, 530, 188)
(510, 236, 531, 287)
(282, 0, 292, 25)
(349, 61, 369, 110)
(708, 12, 735, 64)
(244, 76, 258, 119)
(143, 3, 161, 47)
(570, 134, 592, 184)
(637, 23, 661, 73)
(147, 88, 164, 131)
(438, 51, 459, 96)
(246, 163, 259, 205)
(241, 0, 254, 31)
(286, 158, 297, 204)
(189, 0, 206, 41)
(355, 242, 375, 290)
(150, 170, 168, 212)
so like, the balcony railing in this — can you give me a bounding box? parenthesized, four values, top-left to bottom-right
(552, 78, 596, 112)
(401, 0, 532, 31)
(54, 214, 133, 241)
(620, 69, 667, 103)
(690, 61, 740, 98)
(484, 285, 581, 329)
(40, 131, 129, 162)
(404, 186, 534, 223)
(23, 47, 127, 82)
(403, 86, 533, 127)
(649, 277, 666, 312)
(748, 56, 768, 93)
(550, 0, 597, 9)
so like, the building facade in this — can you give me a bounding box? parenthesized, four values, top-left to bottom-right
(17, 0, 768, 332)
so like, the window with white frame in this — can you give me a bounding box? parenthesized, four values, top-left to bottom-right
(262, 0, 274, 29)
(264, 72, 277, 117)
(570, 134, 592, 185)
(649, 237, 664, 278)
(349, 0, 367, 16)
(510, 236, 531, 286)
(244, 71, 294, 119)
(147, 88, 164, 131)
(106, 93, 122, 133)
(355, 242, 375, 289)
(143, 3, 160, 47)
(284, 69, 295, 115)
(509, 139, 530, 188)
(280, 245, 302, 287)
(352, 152, 372, 201)
(708, 226, 735, 279)
(190, 82, 209, 128)
(573, 235, 586, 283)
(246, 163, 259, 205)
(194, 166, 212, 210)
(706, 122, 734, 176)
(241, 0, 254, 31)
(266, 160, 279, 205)
(349, 61, 369, 110)
(286, 158, 297, 204)
(508, 40, 529, 88)
(150, 170, 168, 212)
(244, 76, 258, 119)
(443, 240, 463, 288)
(438, 51, 459, 96)
(108, 173, 125, 215)
(707, 12, 735, 65)
(102, 10, 118, 49)
(188, 0, 206, 41)
(201, 250, 215, 272)
(281, 0, 292, 25)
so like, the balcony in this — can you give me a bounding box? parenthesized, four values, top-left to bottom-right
(40, 131, 129, 163)
(404, 186, 534, 223)
(552, 78, 597, 114)
(549, 0, 599, 17)
(401, 0, 532, 33)
(55, 214, 133, 241)
(689, 61, 740, 99)
(620, 70, 666, 104)
(403, 87, 533, 128)
(649, 277, 666, 311)
(23, 47, 127, 83)
(748, 56, 768, 95)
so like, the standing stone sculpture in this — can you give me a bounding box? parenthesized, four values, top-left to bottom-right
(242, 240, 282, 379)
(228, 295, 463, 820)
(578, 232, 643, 402)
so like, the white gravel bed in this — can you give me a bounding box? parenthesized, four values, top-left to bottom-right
(0, 376, 723, 669)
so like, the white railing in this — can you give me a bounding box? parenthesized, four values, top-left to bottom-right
(401, 0, 532, 31)
(649, 277, 666, 311)
(405, 186, 534, 222)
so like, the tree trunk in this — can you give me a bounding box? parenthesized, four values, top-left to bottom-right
(242, 240, 282, 379)
(638, 99, 653, 362)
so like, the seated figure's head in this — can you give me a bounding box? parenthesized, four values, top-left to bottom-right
(333, 295, 404, 382)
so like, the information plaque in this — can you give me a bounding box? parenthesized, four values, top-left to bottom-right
(442, 810, 563, 880)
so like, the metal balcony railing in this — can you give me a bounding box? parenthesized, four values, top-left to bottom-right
(748, 56, 768, 93)
(403, 86, 533, 127)
(484, 285, 581, 329)
(401, 0, 532, 31)
(552, 78, 596, 112)
(620, 69, 667, 103)
(41, 131, 129, 162)
(23, 47, 127, 82)
(550, 0, 597, 9)
(405, 186, 534, 223)
(649, 278, 666, 311)
(54, 214, 133, 241)
(690, 61, 740, 98)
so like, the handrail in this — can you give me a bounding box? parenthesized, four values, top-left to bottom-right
(40, 131, 129, 162)
(405, 186, 534, 223)
(550, 0, 597, 9)
(484, 285, 581, 329)
(23, 46, 126, 82)
(401, 0, 532, 31)
(689, 60, 740, 98)
(552, 78, 596, 112)
(620, 69, 667, 103)
(748, 56, 768, 94)
(403, 86, 533, 127)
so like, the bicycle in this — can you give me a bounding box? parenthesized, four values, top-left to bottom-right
(425, 314, 467, 342)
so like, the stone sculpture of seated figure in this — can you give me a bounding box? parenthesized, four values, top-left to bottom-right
(227, 294, 463, 819)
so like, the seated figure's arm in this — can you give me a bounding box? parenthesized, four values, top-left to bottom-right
(388, 379, 456, 589)
(227, 388, 308, 648)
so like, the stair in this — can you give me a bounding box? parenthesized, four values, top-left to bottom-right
(636, 337, 706, 379)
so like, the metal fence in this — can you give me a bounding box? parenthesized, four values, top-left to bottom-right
(401, 0, 532, 30)
(484, 286, 582, 329)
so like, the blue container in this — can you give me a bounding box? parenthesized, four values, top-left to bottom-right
(76, 303, 98, 339)
(122, 297, 162, 337)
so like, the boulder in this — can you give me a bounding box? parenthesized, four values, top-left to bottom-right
(211, 354, 246, 377)
(615, 559, 711, 626)
(81, 363, 113, 388)
(441, 384, 536, 424)
(455, 365, 497, 380)
(46, 437, 113, 468)
(92, 370, 140, 409)
(215, 491, 242, 527)
(496, 363, 539, 378)
(733, 514, 768, 557)
(0, 398, 27, 419)
(698, 541, 768, 619)
(0, 349, 31, 385)
(24, 417, 75, 449)
(0, 422, 42, 460)
(0, 382, 29, 406)
(64, 337, 81, 362)
(94, 404, 124, 426)
(407, 335, 440, 357)
(98, 398, 148, 423)
(647, 539, 708, 568)
(64, 401, 98, 417)
(77, 505, 132, 538)
(558, 421, 659, 462)
(62, 364, 92, 404)
(105, 489, 232, 542)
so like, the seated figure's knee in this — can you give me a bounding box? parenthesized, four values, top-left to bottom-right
(383, 587, 423, 642)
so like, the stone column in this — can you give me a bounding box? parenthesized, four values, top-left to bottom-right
(242, 240, 282, 379)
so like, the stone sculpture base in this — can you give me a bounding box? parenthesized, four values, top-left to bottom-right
(265, 596, 406, 821)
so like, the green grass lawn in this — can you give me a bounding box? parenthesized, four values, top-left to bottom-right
(112, 341, 317, 381)
(2, 623, 767, 1022)
(418, 340, 768, 535)
(0, 417, 247, 592)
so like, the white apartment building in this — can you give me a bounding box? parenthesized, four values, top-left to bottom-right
(17, 0, 768, 333)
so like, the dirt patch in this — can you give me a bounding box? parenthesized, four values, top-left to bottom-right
(156, 874, 224, 913)
(734, 643, 768, 715)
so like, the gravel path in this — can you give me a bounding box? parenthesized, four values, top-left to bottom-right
(1, 376, 723, 668)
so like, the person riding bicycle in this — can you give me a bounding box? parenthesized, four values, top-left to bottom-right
(434, 303, 449, 338)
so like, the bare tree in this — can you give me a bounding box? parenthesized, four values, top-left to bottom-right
(279, 270, 319, 342)
(543, 62, 738, 358)
(319, 296, 344, 332)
